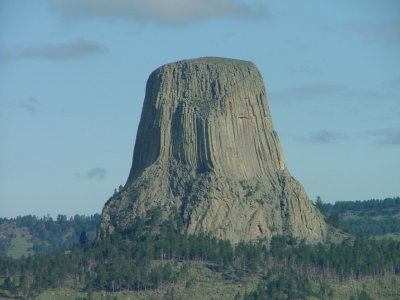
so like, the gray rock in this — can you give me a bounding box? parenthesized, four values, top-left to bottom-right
(99, 57, 328, 244)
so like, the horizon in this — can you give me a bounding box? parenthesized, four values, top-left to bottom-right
(1, 0, 399, 218)
(1, 196, 399, 220)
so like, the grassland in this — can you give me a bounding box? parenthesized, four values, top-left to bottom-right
(34, 262, 400, 300)
(0, 222, 33, 258)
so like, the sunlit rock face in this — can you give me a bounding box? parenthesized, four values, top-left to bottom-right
(99, 57, 327, 244)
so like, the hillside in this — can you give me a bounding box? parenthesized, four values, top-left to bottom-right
(322, 197, 400, 239)
(2, 197, 399, 259)
(1, 217, 399, 299)
(0, 214, 100, 258)
(1, 198, 400, 299)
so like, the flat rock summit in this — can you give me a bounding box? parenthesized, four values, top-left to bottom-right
(99, 57, 328, 244)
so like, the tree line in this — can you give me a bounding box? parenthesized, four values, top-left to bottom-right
(320, 197, 400, 236)
(0, 214, 100, 255)
(1, 208, 399, 299)
(322, 197, 400, 216)
(1, 196, 398, 258)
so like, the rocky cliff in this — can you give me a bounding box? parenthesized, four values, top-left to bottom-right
(99, 57, 328, 244)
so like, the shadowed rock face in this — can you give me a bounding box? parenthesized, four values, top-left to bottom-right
(99, 57, 328, 244)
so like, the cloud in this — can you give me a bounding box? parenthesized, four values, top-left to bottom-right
(0, 39, 107, 61)
(301, 130, 348, 144)
(365, 128, 400, 146)
(76, 168, 107, 179)
(275, 83, 388, 100)
(320, 21, 400, 44)
(382, 77, 400, 90)
(86, 168, 107, 179)
(20, 96, 39, 113)
(289, 65, 323, 77)
(48, 0, 266, 25)
(344, 22, 400, 44)
(126, 29, 143, 36)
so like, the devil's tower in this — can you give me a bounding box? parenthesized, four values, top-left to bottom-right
(99, 57, 328, 244)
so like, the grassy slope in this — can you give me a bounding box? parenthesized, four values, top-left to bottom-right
(0, 223, 33, 258)
(0, 217, 99, 258)
(340, 213, 400, 239)
(35, 261, 400, 300)
(374, 233, 400, 241)
(327, 276, 400, 300)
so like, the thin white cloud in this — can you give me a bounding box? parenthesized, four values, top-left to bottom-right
(382, 77, 400, 90)
(20, 96, 39, 113)
(48, 0, 266, 25)
(276, 83, 388, 100)
(75, 167, 107, 179)
(86, 168, 107, 179)
(0, 39, 107, 61)
(301, 130, 348, 144)
(365, 128, 400, 146)
(289, 65, 323, 77)
(344, 22, 400, 44)
(320, 21, 400, 44)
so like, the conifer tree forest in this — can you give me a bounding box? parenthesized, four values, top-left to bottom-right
(0, 198, 399, 299)
(0, 214, 100, 255)
(322, 197, 400, 236)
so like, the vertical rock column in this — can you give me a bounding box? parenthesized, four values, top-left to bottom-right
(99, 57, 327, 244)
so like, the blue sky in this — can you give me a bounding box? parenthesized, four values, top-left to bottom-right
(1, 0, 399, 218)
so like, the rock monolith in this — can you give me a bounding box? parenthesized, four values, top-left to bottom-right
(99, 57, 328, 244)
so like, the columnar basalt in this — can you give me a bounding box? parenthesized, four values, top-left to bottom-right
(99, 57, 328, 244)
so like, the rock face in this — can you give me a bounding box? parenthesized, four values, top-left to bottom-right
(99, 57, 328, 244)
